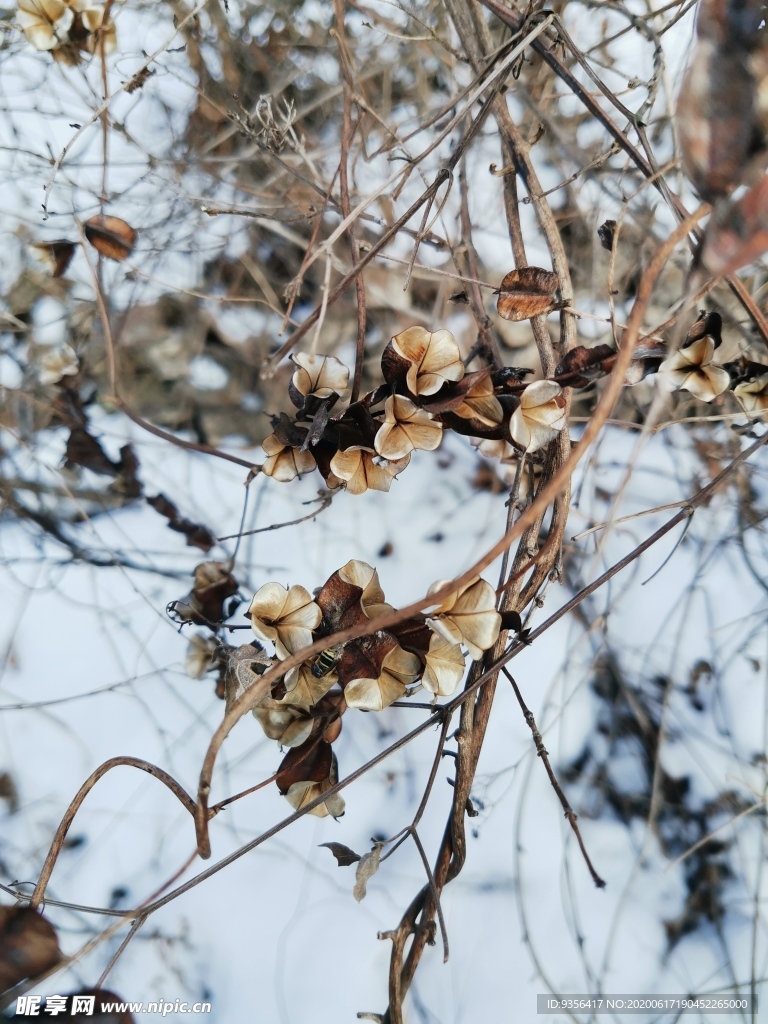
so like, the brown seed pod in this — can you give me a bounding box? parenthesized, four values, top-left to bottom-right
(84, 215, 137, 261)
(677, 41, 756, 199)
(0, 905, 61, 991)
(496, 267, 560, 321)
(698, 174, 768, 275)
(554, 344, 617, 387)
(276, 738, 334, 794)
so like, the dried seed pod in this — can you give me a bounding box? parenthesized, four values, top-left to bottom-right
(677, 40, 756, 198)
(554, 344, 617, 387)
(291, 352, 349, 399)
(496, 267, 560, 321)
(277, 738, 345, 817)
(698, 174, 768, 275)
(17, 0, 74, 51)
(282, 663, 338, 710)
(382, 326, 464, 396)
(248, 583, 321, 659)
(509, 380, 567, 452)
(261, 432, 316, 482)
(0, 905, 61, 991)
(660, 336, 731, 401)
(733, 372, 768, 415)
(339, 633, 421, 711)
(38, 343, 79, 385)
(329, 449, 409, 495)
(84, 215, 136, 261)
(421, 632, 466, 697)
(170, 561, 239, 625)
(374, 395, 443, 461)
(316, 559, 390, 633)
(426, 578, 502, 661)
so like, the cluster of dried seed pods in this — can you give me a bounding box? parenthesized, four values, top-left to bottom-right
(264, 299, 768, 492)
(182, 559, 502, 817)
(263, 323, 566, 492)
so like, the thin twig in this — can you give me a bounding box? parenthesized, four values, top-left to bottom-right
(502, 668, 606, 887)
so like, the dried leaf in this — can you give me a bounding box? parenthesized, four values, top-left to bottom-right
(496, 267, 560, 321)
(125, 66, 156, 94)
(677, 41, 756, 198)
(338, 632, 398, 686)
(113, 444, 142, 499)
(0, 771, 19, 813)
(147, 493, 216, 551)
(271, 411, 309, 450)
(65, 426, 118, 476)
(228, 642, 273, 697)
(700, 161, 768, 274)
(319, 842, 361, 867)
(353, 844, 383, 902)
(84, 215, 137, 261)
(300, 400, 332, 451)
(277, 738, 345, 818)
(51, 387, 88, 429)
(696, 0, 765, 45)
(597, 220, 617, 251)
(32, 239, 76, 277)
(389, 614, 432, 657)
(470, 460, 507, 493)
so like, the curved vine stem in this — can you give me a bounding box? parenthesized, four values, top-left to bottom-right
(30, 757, 197, 911)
